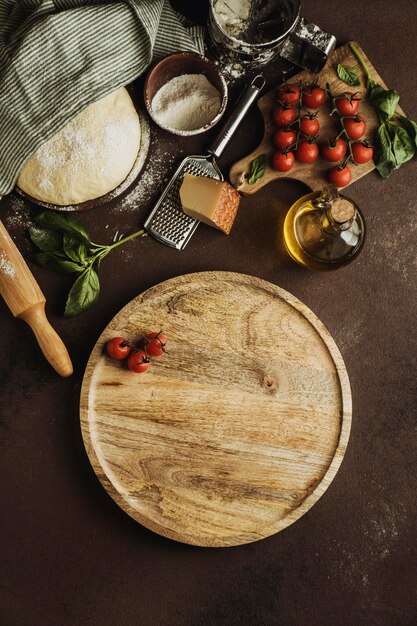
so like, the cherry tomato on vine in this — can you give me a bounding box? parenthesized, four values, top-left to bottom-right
(335, 92, 360, 116)
(273, 106, 297, 128)
(343, 115, 366, 140)
(273, 128, 297, 149)
(277, 84, 301, 107)
(299, 115, 320, 137)
(295, 141, 319, 163)
(328, 165, 352, 187)
(351, 141, 374, 164)
(272, 150, 295, 172)
(144, 331, 168, 357)
(302, 85, 327, 109)
(106, 337, 132, 360)
(127, 349, 150, 373)
(320, 138, 348, 162)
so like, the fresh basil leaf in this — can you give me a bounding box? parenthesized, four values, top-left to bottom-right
(398, 115, 417, 149)
(248, 154, 266, 184)
(368, 88, 400, 121)
(337, 64, 360, 86)
(28, 226, 62, 252)
(63, 233, 88, 263)
(375, 124, 397, 179)
(391, 124, 415, 166)
(33, 209, 90, 244)
(32, 252, 86, 275)
(64, 266, 100, 317)
(376, 157, 397, 180)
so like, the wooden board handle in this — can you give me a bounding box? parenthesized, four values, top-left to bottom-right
(19, 303, 73, 378)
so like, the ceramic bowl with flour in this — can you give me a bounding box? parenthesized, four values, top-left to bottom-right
(144, 52, 228, 136)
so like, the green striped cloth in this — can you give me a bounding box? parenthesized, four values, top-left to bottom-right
(0, 0, 204, 198)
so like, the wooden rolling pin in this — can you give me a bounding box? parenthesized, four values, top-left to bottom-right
(0, 220, 73, 377)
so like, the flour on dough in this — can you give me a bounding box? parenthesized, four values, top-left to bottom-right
(17, 87, 141, 205)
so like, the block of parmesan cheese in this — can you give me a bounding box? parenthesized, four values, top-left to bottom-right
(179, 174, 240, 234)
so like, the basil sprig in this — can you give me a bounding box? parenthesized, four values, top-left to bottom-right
(337, 64, 360, 86)
(350, 43, 417, 178)
(29, 210, 145, 317)
(248, 154, 266, 184)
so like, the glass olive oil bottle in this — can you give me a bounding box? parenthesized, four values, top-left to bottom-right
(283, 185, 365, 270)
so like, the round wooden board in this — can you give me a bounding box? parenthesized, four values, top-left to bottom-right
(80, 272, 352, 547)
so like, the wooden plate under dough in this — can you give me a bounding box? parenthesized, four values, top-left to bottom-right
(16, 110, 150, 212)
(80, 272, 352, 547)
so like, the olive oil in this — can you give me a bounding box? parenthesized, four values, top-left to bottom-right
(283, 186, 365, 270)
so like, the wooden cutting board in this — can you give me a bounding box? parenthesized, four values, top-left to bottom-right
(80, 272, 351, 547)
(230, 41, 403, 195)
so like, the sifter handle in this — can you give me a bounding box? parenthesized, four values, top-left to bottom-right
(19, 302, 73, 378)
(208, 75, 265, 159)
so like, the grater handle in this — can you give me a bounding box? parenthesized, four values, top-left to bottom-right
(208, 75, 265, 159)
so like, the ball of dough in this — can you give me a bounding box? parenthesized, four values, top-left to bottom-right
(17, 87, 141, 205)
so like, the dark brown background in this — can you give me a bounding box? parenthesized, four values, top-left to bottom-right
(1, 1, 417, 624)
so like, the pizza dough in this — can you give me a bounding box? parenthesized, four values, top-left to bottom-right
(17, 87, 141, 206)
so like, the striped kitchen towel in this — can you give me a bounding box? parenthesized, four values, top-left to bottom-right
(0, 0, 205, 198)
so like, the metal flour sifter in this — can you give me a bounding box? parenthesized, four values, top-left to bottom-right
(144, 75, 265, 250)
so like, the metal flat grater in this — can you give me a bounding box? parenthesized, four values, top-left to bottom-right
(144, 156, 222, 250)
(145, 75, 265, 250)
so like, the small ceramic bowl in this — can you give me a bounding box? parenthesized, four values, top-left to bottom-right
(144, 51, 228, 136)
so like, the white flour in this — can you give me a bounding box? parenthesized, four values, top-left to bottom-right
(214, 0, 252, 39)
(4, 194, 33, 230)
(150, 74, 221, 132)
(0, 250, 16, 277)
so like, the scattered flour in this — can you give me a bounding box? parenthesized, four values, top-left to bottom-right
(113, 137, 177, 213)
(215, 55, 293, 82)
(4, 194, 33, 230)
(0, 251, 16, 277)
(334, 315, 365, 353)
(329, 498, 407, 607)
(361, 500, 406, 560)
(218, 59, 246, 81)
(151, 74, 221, 132)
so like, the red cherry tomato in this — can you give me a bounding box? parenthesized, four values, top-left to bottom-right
(273, 128, 297, 149)
(144, 331, 167, 357)
(106, 337, 132, 360)
(302, 85, 327, 108)
(328, 165, 352, 187)
(127, 349, 150, 373)
(277, 84, 301, 108)
(320, 138, 348, 162)
(351, 141, 374, 164)
(272, 151, 295, 172)
(343, 115, 366, 139)
(335, 92, 361, 116)
(299, 115, 320, 137)
(295, 141, 319, 163)
(273, 106, 297, 128)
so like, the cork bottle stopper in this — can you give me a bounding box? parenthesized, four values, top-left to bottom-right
(330, 198, 355, 224)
